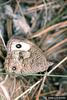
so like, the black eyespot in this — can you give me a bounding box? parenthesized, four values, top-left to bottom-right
(12, 66, 16, 71)
(16, 44, 22, 48)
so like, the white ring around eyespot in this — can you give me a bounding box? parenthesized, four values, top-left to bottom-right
(11, 42, 31, 51)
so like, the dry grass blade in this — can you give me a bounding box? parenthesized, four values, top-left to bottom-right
(27, 1, 58, 13)
(0, 31, 7, 50)
(31, 21, 67, 38)
(14, 79, 42, 100)
(0, 75, 11, 100)
(46, 38, 67, 55)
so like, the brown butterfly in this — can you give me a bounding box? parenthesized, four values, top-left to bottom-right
(4, 35, 53, 74)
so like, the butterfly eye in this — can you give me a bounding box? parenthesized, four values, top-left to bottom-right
(16, 44, 22, 48)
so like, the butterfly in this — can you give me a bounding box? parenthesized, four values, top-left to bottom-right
(4, 35, 53, 75)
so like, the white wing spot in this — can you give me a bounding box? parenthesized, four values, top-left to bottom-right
(11, 42, 31, 51)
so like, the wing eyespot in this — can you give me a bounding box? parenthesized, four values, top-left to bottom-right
(16, 44, 22, 48)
